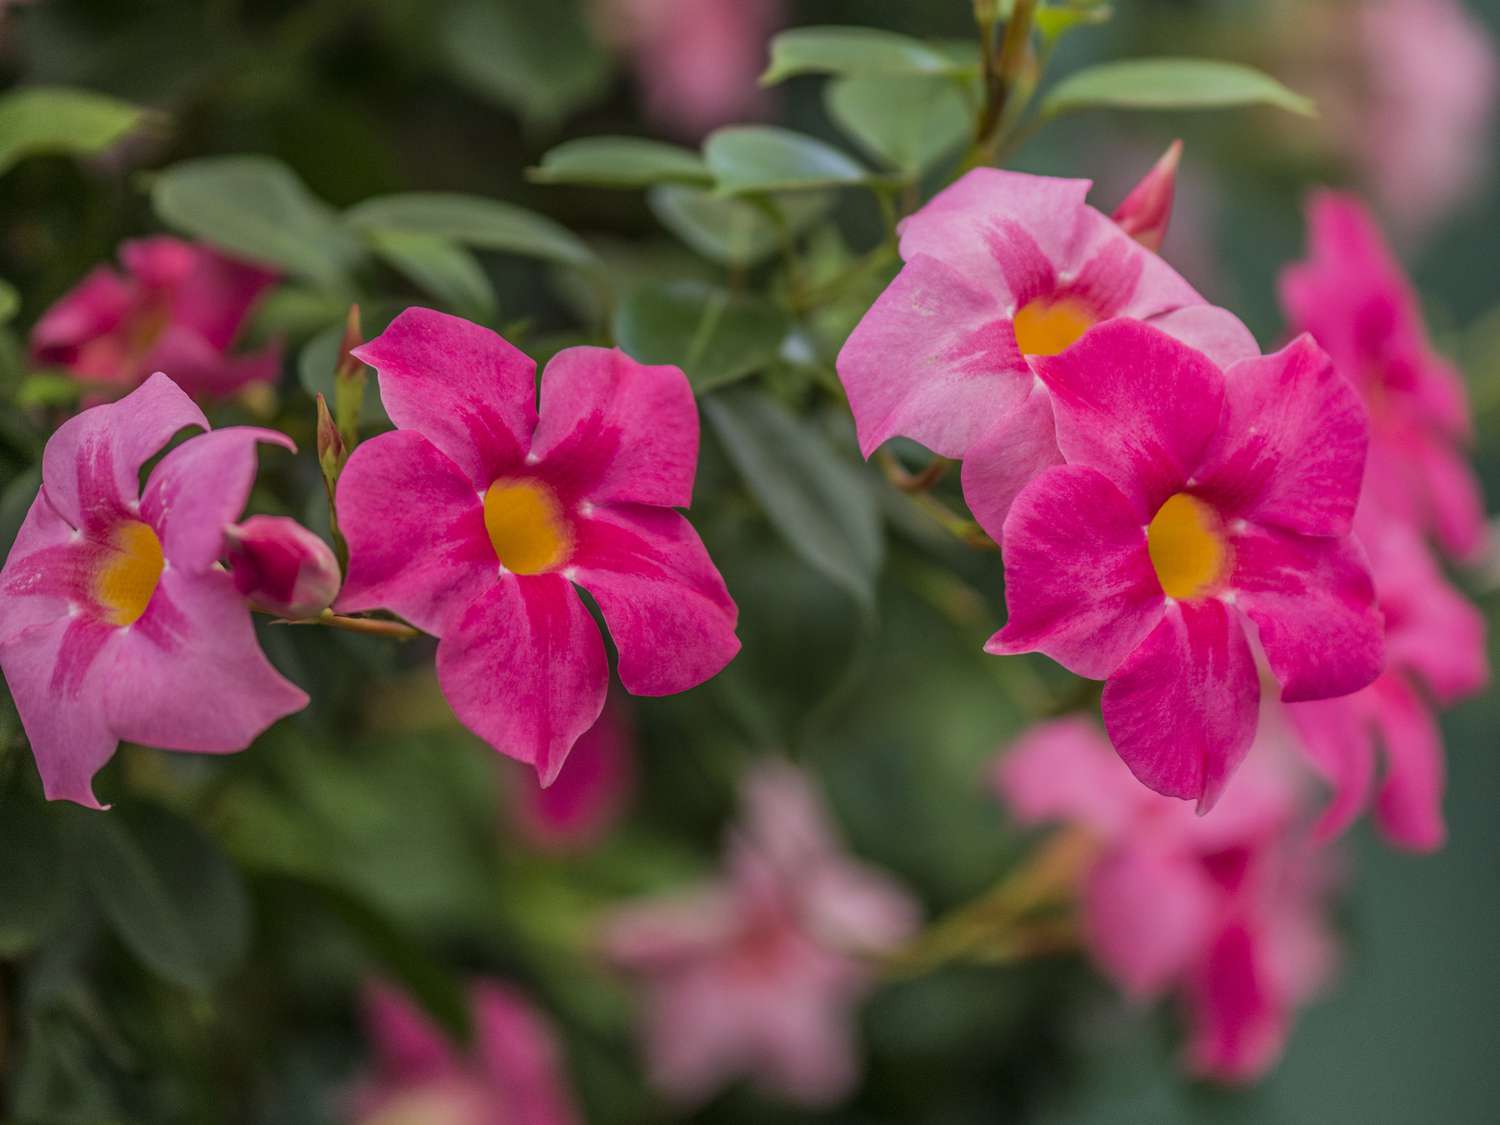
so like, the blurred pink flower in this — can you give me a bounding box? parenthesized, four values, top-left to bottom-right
(351, 980, 581, 1125)
(598, 0, 781, 137)
(224, 515, 341, 621)
(509, 698, 635, 852)
(602, 761, 919, 1107)
(335, 308, 739, 786)
(1280, 191, 1486, 558)
(31, 236, 281, 400)
(994, 717, 1338, 1083)
(0, 374, 308, 807)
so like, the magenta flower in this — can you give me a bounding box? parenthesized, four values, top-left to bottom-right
(995, 717, 1338, 1083)
(602, 761, 919, 1107)
(837, 167, 1258, 534)
(224, 515, 341, 620)
(31, 237, 281, 400)
(0, 374, 308, 807)
(509, 697, 635, 853)
(1280, 191, 1485, 558)
(350, 980, 581, 1125)
(335, 308, 739, 785)
(988, 319, 1383, 810)
(1289, 522, 1488, 851)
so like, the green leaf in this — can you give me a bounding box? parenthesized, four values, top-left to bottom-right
(0, 86, 151, 177)
(151, 156, 362, 290)
(825, 75, 970, 176)
(648, 184, 830, 268)
(346, 193, 597, 269)
(15, 373, 83, 409)
(1040, 57, 1315, 120)
(704, 389, 884, 610)
(613, 281, 791, 394)
(1036, 2, 1114, 41)
(80, 803, 251, 990)
(0, 799, 67, 957)
(529, 136, 713, 189)
(704, 127, 872, 195)
(762, 27, 976, 84)
(0, 278, 20, 324)
(366, 230, 496, 322)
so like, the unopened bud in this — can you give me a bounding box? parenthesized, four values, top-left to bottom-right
(225, 516, 341, 619)
(1112, 139, 1181, 253)
(316, 392, 344, 475)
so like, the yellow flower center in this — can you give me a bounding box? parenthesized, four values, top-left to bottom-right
(95, 520, 165, 626)
(1011, 297, 1096, 357)
(483, 478, 571, 575)
(1147, 493, 1227, 601)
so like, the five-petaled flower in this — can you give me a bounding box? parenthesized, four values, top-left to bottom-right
(0, 374, 309, 807)
(836, 165, 1258, 537)
(989, 320, 1384, 810)
(335, 308, 740, 785)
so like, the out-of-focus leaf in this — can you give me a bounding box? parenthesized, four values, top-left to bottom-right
(825, 75, 970, 176)
(0, 86, 151, 176)
(151, 156, 362, 290)
(15, 373, 83, 410)
(0, 466, 41, 561)
(1036, 2, 1114, 41)
(613, 281, 791, 394)
(0, 278, 19, 323)
(79, 802, 251, 990)
(1040, 57, 1315, 119)
(0, 799, 67, 957)
(704, 127, 872, 195)
(762, 27, 976, 84)
(441, 0, 610, 128)
(529, 136, 712, 188)
(365, 230, 496, 322)
(346, 193, 597, 269)
(648, 185, 830, 268)
(299, 320, 391, 427)
(704, 389, 884, 610)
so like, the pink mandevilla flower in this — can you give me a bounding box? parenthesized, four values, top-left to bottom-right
(351, 980, 581, 1125)
(995, 717, 1338, 1083)
(989, 319, 1384, 810)
(31, 237, 281, 400)
(334, 308, 739, 785)
(1280, 191, 1485, 559)
(224, 514, 341, 620)
(602, 761, 919, 1107)
(837, 164, 1258, 537)
(0, 374, 309, 807)
(509, 696, 635, 853)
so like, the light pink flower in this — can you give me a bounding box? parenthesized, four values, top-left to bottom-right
(335, 308, 739, 786)
(995, 717, 1338, 1083)
(1111, 139, 1182, 253)
(509, 697, 634, 853)
(1280, 191, 1485, 559)
(988, 319, 1384, 810)
(0, 374, 308, 807)
(224, 515, 341, 620)
(31, 237, 281, 400)
(598, 0, 781, 138)
(351, 980, 581, 1125)
(1289, 521, 1487, 850)
(837, 168, 1258, 536)
(602, 761, 919, 1107)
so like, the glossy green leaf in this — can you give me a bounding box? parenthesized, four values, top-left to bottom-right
(0, 86, 151, 176)
(80, 803, 251, 990)
(613, 281, 791, 394)
(152, 156, 362, 290)
(825, 75, 971, 175)
(704, 389, 884, 610)
(0, 799, 67, 957)
(346, 193, 597, 269)
(648, 185, 830, 268)
(529, 136, 712, 188)
(704, 126, 871, 195)
(762, 26, 976, 84)
(1040, 57, 1315, 120)
(366, 230, 496, 322)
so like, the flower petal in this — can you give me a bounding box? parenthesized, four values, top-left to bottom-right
(126, 238, 277, 351)
(471, 981, 583, 1125)
(30, 264, 132, 363)
(1230, 526, 1384, 703)
(529, 346, 698, 509)
(146, 326, 282, 398)
(353, 307, 537, 489)
(1374, 527, 1488, 704)
(1193, 335, 1367, 537)
(1185, 921, 1287, 1083)
(1142, 303, 1260, 370)
(1370, 676, 1446, 852)
(836, 253, 1029, 458)
(41, 372, 208, 531)
(1030, 319, 1224, 517)
(0, 491, 91, 645)
(1287, 692, 1378, 842)
(435, 572, 608, 785)
(360, 982, 460, 1083)
(992, 716, 1147, 839)
(334, 430, 495, 635)
(987, 466, 1163, 679)
(569, 505, 739, 696)
(1101, 599, 1260, 810)
(959, 379, 1062, 542)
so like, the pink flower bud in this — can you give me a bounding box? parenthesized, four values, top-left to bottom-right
(225, 515, 340, 619)
(1112, 139, 1182, 252)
